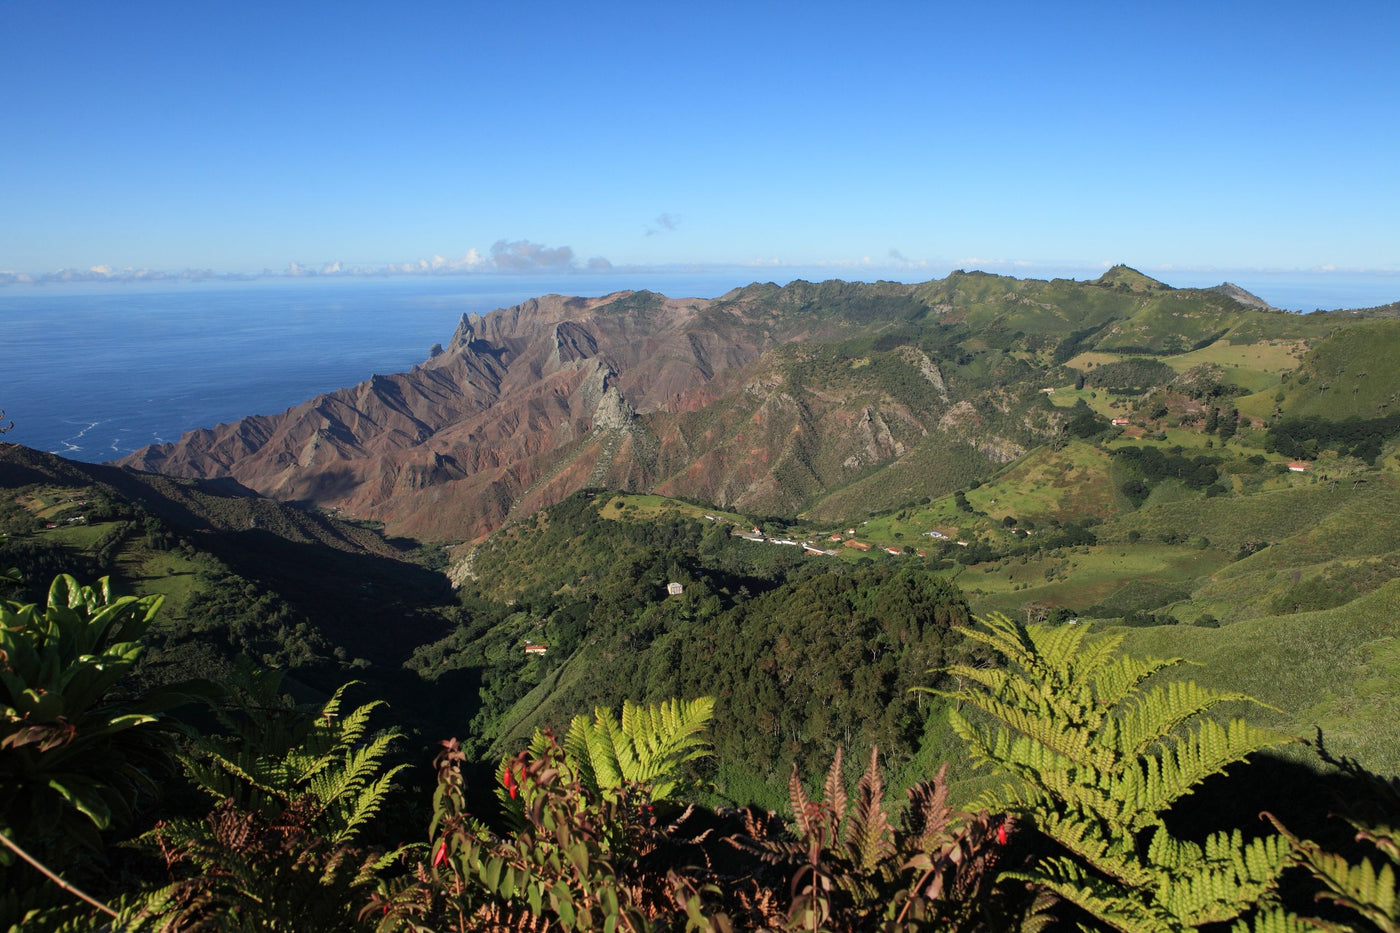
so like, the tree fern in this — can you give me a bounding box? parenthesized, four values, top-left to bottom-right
(180, 667, 406, 842)
(929, 612, 1295, 931)
(126, 670, 410, 929)
(510, 696, 714, 807)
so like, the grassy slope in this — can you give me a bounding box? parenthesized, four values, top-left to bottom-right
(1118, 579, 1400, 773)
(963, 441, 1121, 524)
(1098, 478, 1346, 549)
(960, 544, 1231, 617)
(1270, 319, 1400, 419)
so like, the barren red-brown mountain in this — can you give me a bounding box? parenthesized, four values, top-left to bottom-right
(121, 288, 832, 540)
(121, 276, 1136, 541)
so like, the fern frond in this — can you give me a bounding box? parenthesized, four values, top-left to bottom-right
(935, 613, 1292, 931)
(1117, 679, 1273, 758)
(822, 745, 847, 824)
(1155, 832, 1292, 927)
(789, 763, 816, 839)
(902, 763, 953, 850)
(1011, 856, 1176, 933)
(1231, 907, 1328, 933)
(1089, 653, 1181, 720)
(551, 696, 713, 803)
(1034, 810, 1158, 889)
(1123, 718, 1289, 817)
(1289, 834, 1400, 931)
(849, 746, 895, 870)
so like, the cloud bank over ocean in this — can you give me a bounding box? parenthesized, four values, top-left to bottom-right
(3, 246, 1396, 312)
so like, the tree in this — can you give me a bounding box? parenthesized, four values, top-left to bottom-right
(1219, 407, 1239, 443)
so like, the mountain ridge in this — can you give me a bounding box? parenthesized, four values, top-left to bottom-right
(117, 271, 1352, 542)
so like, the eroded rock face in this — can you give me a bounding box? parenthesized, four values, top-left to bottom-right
(120, 291, 782, 541)
(118, 279, 1078, 542)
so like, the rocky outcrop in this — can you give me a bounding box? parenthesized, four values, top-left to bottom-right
(896, 347, 949, 402)
(120, 290, 780, 541)
(1206, 282, 1274, 311)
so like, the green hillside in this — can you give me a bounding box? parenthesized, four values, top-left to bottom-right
(1269, 318, 1400, 419)
(1119, 579, 1400, 773)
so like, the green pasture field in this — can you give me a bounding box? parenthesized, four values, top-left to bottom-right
(963, 442, 1121, 524)
(1161, 339, 1305, 391)
(1274, 319, 1400, 420)
(39, 521, 109, 549)
(603, 493, 700, 521)
(855, 499, 978, 550)
(1103, 427, 1221, 452)
(115, 550, 207, 621)
(957, 542, 1230, 616)
(1065, 351, 1130, 371)
(1098, 478, 1351, 549)
(16, 486, 90, 519)
(1043, 385, 1126, 417)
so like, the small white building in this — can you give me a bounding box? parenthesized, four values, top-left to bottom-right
(666, 582, 684, 596)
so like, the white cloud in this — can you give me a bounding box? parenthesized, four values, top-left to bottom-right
(489, 239, 577, 271)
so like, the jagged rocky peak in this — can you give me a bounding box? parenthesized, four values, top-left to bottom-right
(594, 388, 636, 431)
(448, 313, 479, 350)
(1207, 282, 1274, 310)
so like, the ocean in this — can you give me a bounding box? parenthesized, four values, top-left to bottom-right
(0, 273, 748, 462)
(3, 269, 1396, 464)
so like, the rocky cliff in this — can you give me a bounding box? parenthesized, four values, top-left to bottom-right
(122, 290, 793, 540)
(122, 271, 1285, 542)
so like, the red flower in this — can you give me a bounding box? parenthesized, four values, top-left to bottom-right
(996, 822, 1008, 845)
(504, 767, 518, 799)
(433, 840, 448, 867)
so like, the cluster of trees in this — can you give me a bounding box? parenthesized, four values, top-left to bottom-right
(1082, 358, 1177, 395)
(1266, 414, 1400, 464)
(1064, 399, 1110, 439)
(1114, 445, 1223, 506)
(414, 493, 982, 791)
(1204, 405, 1240, 442)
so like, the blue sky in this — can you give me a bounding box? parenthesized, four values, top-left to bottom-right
(3, 0, 1397, 283)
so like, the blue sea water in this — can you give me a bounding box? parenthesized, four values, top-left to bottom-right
(3, 270, 1396, 464)
(0, 273, 749, 462)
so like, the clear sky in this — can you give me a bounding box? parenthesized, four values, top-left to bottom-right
(2, 0, 1397, 282)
